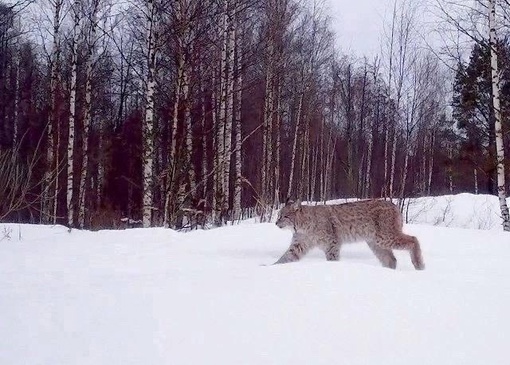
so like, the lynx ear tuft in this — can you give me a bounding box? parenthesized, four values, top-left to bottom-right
(291, 199, 302, 211)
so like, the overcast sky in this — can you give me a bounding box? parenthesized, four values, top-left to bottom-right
(328, 0, 390, 57)
(328, 0, 442, 58)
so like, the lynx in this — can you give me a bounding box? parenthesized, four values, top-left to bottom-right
(274, 199, 424, 270)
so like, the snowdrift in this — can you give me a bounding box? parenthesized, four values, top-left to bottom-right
(1, 194, 509, 365)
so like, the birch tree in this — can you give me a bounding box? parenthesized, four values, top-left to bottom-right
(232, 6, 244, 221)
(488, 0, 510, 231)
(141, 0, 158, 227)
(78, 0, 101, 228)
(66, 0, 81, 228)
(43, 0, 63, 224)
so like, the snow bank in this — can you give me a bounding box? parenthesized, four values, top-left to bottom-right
(1, 216, 509, 364)
(324, 193, 507, 230)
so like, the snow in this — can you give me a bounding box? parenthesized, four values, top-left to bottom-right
(1, 194, 510, 365)
(327, 193, 508, 230)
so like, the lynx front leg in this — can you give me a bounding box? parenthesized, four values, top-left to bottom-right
(274, 234, 310, 264)
(322, 240, 341, 261)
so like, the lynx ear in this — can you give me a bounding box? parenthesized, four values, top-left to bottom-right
(284, 197, 301, 210)
(291, 199, 301, 211)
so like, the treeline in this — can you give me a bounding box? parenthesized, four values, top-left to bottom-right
(0, 0, 508, 229)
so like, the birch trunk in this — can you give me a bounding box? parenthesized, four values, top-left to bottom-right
(319, 118, 325, 201)
(13, 53, 19, 146)
(183, 68, 195, 200)
(365, 118, 374, 198)
(142, 0, 158, 228)
(214, 1, 231, 224)
(44, 0, 63, 224)
(233, 24, 243, 221)
(400, 137, 410, 200)
(164, 56, 182, 227)
(211, 68, 220, 225)
(78, 0, 100, 229)
(489, 0, 510, 231)
(96, 118, 104, 208)
(200, 66, 208, 200)
(427, 131, 435, 195)
(287, 92, 303, 198)
(273, 82, 281, 207)
(66, 1, 80, 228)
(383, 120, 390, 197)
(420, 133, 426, 194)
(222, 7, 235, 217)
(389, 127, 398, 199)
(261, 68, 273, 212)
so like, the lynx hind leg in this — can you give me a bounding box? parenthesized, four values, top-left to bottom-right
(379, 234, 425, 270)
(406, 235, 425, 270)
(274, 234, 310, 264)
(367, 240, 397, 269)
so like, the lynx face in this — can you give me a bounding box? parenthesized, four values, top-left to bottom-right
(275, 200, 301, 230)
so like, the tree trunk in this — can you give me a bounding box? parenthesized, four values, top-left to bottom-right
(12, 52, 19, 147)
(222, 7, 235, 218)
(142, 0, 158, 228)
(78, 0, 100, 229)
(200, 65, 208, 201)
(287, 92, 303, 198)
(164, 55, 182, 228)
(233, 22, 243, 221)
(365, 118, 374, 198)
(389, 126, 398, 199)
(400, 136, 410, 201)
(43, 0, 62, 224)
(66, 1, 80, 228)
(383, 118, 390, 197)
(489, 0, 510, 231)
(427, 131, 435, 195)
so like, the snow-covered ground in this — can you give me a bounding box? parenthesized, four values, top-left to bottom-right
(325, 193, 507, 230)
(1, 194, 509, 365)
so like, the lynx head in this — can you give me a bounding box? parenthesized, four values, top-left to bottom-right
(276, 199, 301, 229)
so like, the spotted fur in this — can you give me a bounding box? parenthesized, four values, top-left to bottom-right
(274, 199, 424, 270)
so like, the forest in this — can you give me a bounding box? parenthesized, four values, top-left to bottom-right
(0, 0, 509, 230)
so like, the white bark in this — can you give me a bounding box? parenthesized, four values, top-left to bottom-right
(44, 0, 62, 224)
(142, 0, 158, 228)
(383, 117, 390, 197)
(164, 55, 182, 228)
(13, 53, 20, 146)
(200, 66, 208, 200)
(287, 92, 303, 198)
(489, 0, 510, 231)
(211, 68, 220, 225)
(273, 83, 281, 206)
(78, 0, 100, 229)
(66, 1, 80, 228)
(233, 21, 243, 221)
(222, 4, 235, 215)
(183, 68, 194, 197)
(213, 1, 230, 224)
(389, 127, 398, 199)
(365, 117, 374, 198)
(427, 131, 435, 195)
(96, 118, 104, 208)
(261, 68, 273, 206)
